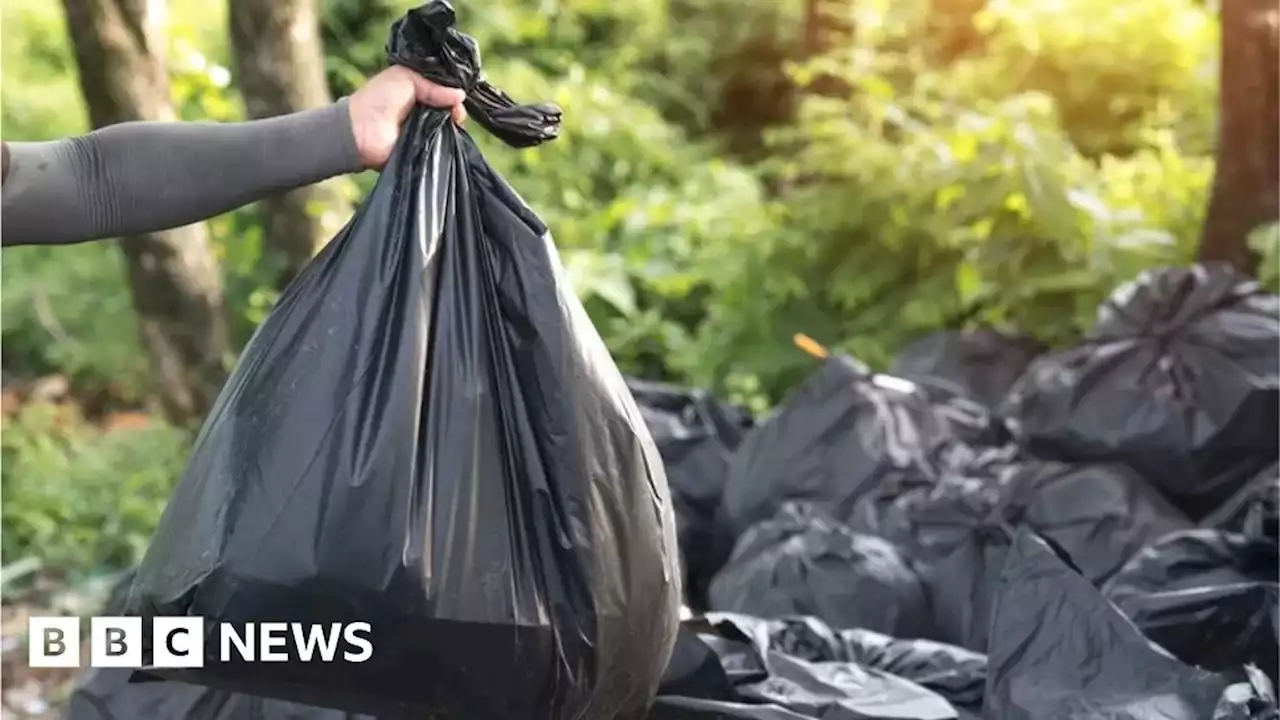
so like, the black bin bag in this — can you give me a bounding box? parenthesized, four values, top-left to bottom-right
(1204, 461, 1279, 542)
(983, 529, 1278, 720)
(890, 329, 1045, 410)
(707, 502, 932, 640)
(67, 668, 372, 720)
(650, 615, 971, 720)
(1003, 264, 1280, 519)
(1102, 529, 1280, 686)
(719, 355, 1010, 546)
(850, 451, 1193, 652)
(123, 4, 682, 717)
(702, 614, 987, 714)
(626, 378, 756, 610)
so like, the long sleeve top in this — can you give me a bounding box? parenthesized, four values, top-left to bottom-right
(1, 99, 361, 248)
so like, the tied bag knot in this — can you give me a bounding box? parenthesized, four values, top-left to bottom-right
(386, 0, 562, 148)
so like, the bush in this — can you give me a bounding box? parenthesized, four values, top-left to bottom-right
(1, 246, 151, 402)
(467, 54, 780, 382)
(963, 0, 1217, 156)
(1, 404, 190, 579)
(684, 0, 1216, 399)
(0, 2, 86, 143)
(1252, 222, 1280, 293)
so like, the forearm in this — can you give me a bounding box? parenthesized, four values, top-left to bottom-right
(1, 100, 361, 248)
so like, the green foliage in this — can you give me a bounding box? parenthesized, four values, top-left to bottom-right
(961, 0, 1218, 156)
(1251, 222, 1280, 293)
(320, 0, 404, 94)
(685, 0, 1216, 395)
(468, 59, 779, 378)
(1, 245, 150, 402)
(1, 405, 189, 578)
(0, 1, 86, 141)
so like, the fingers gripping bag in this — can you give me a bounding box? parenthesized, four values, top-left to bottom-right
(122, 3, 683, 717)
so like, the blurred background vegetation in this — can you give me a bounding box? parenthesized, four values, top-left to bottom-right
(0, 0, 1277, 644)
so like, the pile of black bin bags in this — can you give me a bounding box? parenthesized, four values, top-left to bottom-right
(642, 262, 1280, 718)
(68, 261, 1280, 719)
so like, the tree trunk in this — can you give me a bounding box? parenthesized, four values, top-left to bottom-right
(1198, 0, 1279, 275)
(229, 0, 350, 289)
(802, 0, 856, 97)
(60, 0, 232, 426)
(802, 0, 855, 58)
(925, 0, 988, 65)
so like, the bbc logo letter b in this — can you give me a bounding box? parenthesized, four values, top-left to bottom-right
(90, 617, 142, 668)
(28, 617, 80, 668)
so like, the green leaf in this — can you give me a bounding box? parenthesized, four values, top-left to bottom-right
(561, 250, 638, 317)
(955, 261, 985, 303)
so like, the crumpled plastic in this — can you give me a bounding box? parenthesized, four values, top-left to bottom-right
(651, 616, 973, 720)
(983, 529, 1276, 720)
(1103, 528, 1280, 685)
(850, 450, 1192, 651)
(708, 503, 932, 639)
(702, 614, 986, 713)
(384, 0, 561, 147)
(84, 543, 1278, 720)
(719, 356, 1010, 546)
(649, 530, 1278, 719)
(1003, 264, 1280, 519)
(121, 3, 680, 717)
(1205, 461, 1279, 542)
(628, 377, 756, 610)
(66, 667, 372, 720)
(890, 329, 1045, 410)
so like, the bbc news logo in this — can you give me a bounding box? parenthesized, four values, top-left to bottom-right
(28, 617, 373, 668)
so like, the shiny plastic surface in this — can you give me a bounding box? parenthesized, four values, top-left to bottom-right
(984, 529, 1262, 720)
(1004, 263, 1280, 519)
(708, 502, 931, 639)
(123, 4, 681, 716)
(385, 1, 561, 147)
(626, 378, 755, 610)
(1205, 461, 1280, 540)
(1104, 528, 1279, 685)
(719, 356, 1011, 542)
(698, 614, 986, 715)
(647, 565, 1277, 719)
(67, 570, 371, 720)
(851, 450, 1193, 651)
(654, 616, 966, 720)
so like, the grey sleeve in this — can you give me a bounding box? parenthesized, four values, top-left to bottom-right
(1, 100, 362, 248)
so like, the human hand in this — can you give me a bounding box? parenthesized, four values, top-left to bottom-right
(348, 66, 468, 170)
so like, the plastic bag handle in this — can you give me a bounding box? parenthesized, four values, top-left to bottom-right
(385, 0, 562, 148)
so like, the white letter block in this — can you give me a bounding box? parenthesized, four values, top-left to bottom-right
(153, 617, 205, 668)
(90, 616, 142, 668)
(28, 617, 80, 668)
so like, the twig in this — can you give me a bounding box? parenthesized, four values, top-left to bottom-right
(30, 286, 76, 348)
